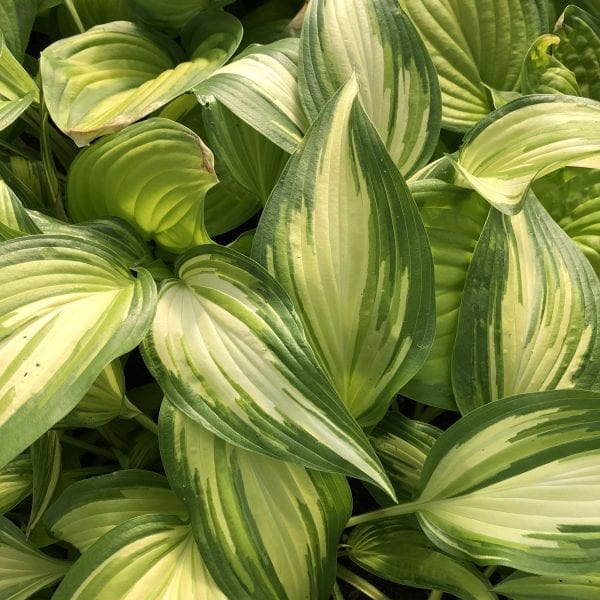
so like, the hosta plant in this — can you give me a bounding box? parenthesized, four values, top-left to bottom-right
(1, 0, 600, 599)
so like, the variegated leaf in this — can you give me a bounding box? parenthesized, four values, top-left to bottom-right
(299, 0, 441, 176)
(348, 519, 496, 600)
(0, 94, 35, 133)
(369, 413, 441, 506)
(0, 33, 39, 103)
(0, 181, 41, 241)
(401, 180, 489, 409)
(53, 514, 226, 600)
(0, 516, 70, 600)
(41, 17, 242, 145)
(66, 118, 217, 254)
(452, 192, 600, 413)
(27, 431, 61, 534)
(196, 38, 308, 153)
(141, 245, 393, 495)
(352, 390, 600, 576)
(399, 0, 547, 131)
(160, 402, 351, 600)
(494, 571, 600, 599)
(252, 79, 435, 426)
(554, 5, 600, 100)
(0, 235, 156, 469)
(418, 391, 600, 575)
(452, 95, 600, 214)
(28, 213, 155, 269)
(533, 167, 600, 277)
(44, 469, 187, 552)
(0, 455, 32, 515)
(520, 34, 581, 95)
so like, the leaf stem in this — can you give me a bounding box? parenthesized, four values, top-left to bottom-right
(336, 564, 392, 600)
(133, 413, 159, 435)
(427, 591, 444, 600)
(64, 0, 85, 33)
(346, 499, 428, 528)
(60, 434, 117, 461)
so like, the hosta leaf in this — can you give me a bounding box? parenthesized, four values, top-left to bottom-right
(415, 390, 600, 575)
(141, 245, 392, 495)
(0, 235, 156, 469)
(28, 212, 155, 269)
(160, 403, 351, 600)
(452, 192, 600, 413)
(494, 571, 600, 599)
(204, 170, 261, 237)
(241, 0, 304, 46)
(554, 6, 600, 100)
(369, 413, 441, 506)
(196, 38, 308, 153)
(0, 455, 32, 515)
(41, 18, 242, 146)
(66, 118, 217, 254)
(157, 95, 262, 237)
(0, 34, 39, 103)
(137, 0, 235, 29)
(57, 0, 139, 31)
(348, 519, 496, 600)
(521, 34, 581, 95)
(400, 0, 547, 131)
(0, 516, 70, 600)
(533, 167, 600, 276)
(27, 432, 61, 534)
(299, 0, 441, 176)
(53, 514, 226, 600)
(252, 79, 435, 426)
(0, 0, 37, 61)
(401, 181, 489, 409)
(59, 359, 137, 428)
(452, 95, 600, 215)
(0, 181, 41, 241)
(201, 97, 289, 203)
(0, 94, 35, 133)
(44, 470, 187, 552)
(60, 0, 236, 31)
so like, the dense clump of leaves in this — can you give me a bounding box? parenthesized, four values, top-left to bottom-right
(1, 1, 600, 599)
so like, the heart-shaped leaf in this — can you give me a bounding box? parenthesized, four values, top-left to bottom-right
(0, 235, 156, 469)
(66, 118, 217, 254)
(41, 17, 242, 145)
(141, 245, 393, 495)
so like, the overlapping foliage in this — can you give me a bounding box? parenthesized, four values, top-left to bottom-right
(0, 1, 599, 598)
